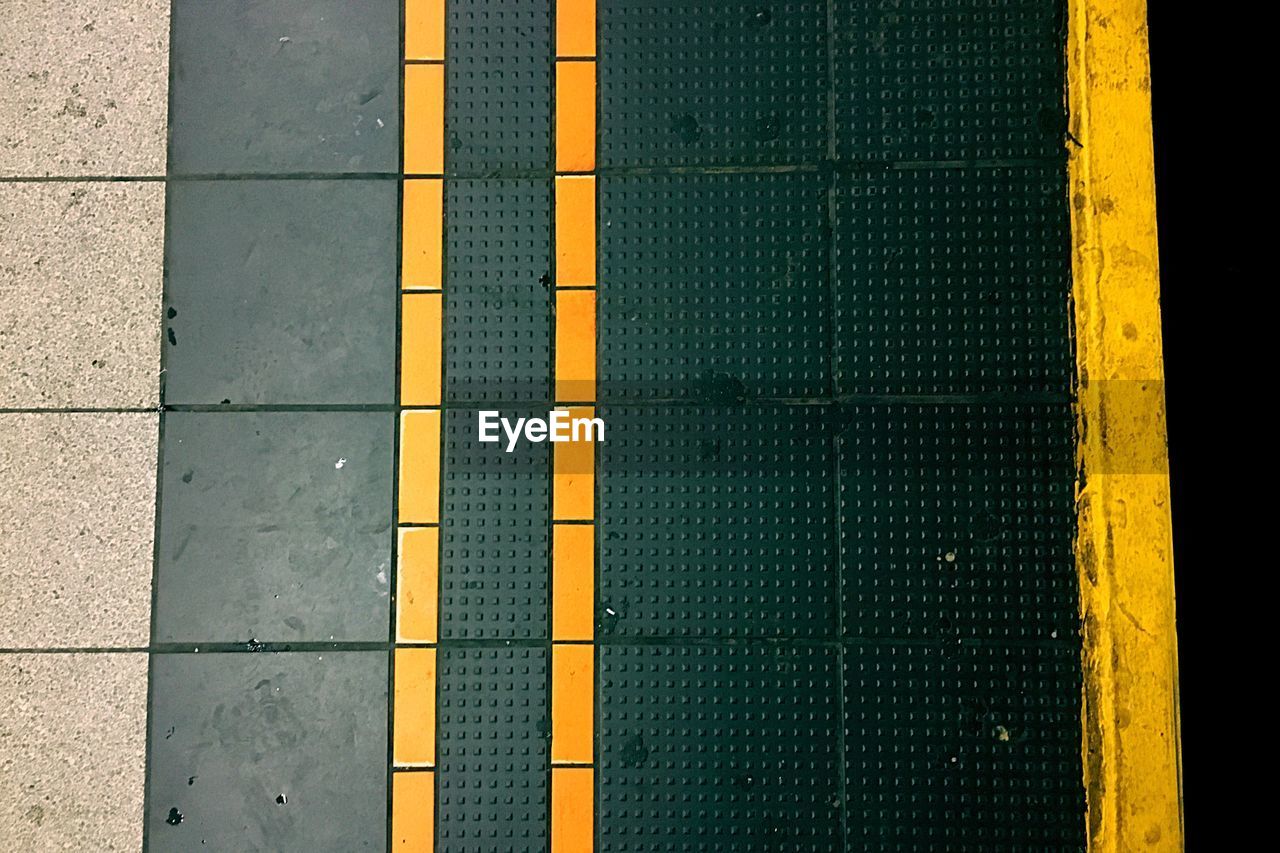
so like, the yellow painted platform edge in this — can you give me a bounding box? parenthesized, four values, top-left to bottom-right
(1066, 0, 1183, 849)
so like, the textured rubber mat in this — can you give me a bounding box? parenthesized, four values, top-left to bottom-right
(436, 647, 549, 849)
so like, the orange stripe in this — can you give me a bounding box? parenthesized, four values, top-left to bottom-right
(393, 647, 437, 766)
(551, 766, 594, 853)
(397, 526, 439, 643)
(398, 410, 441, 524)
(555, 290, 596, 402)
(551, 644, 594, 764)
(392, 771, 435, 852)
(401, 293, 443, 407)
(402, 179, 443, 291)
(556, 0, 596, 58)
(405, 0, 445, 61)
(556, 62, 596, 172)
(555, 176, 596, 287)
(553, 406, 595, 521)
(553, 524, 594, 641)
(404, 64, 444, 174)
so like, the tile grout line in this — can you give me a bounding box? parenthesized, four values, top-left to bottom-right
(138, 3, 179, 848)
(384, 0, 408, 848)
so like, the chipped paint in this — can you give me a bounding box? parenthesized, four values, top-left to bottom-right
(1066, 0, 1183, 849)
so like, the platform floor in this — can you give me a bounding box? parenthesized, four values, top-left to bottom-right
(3, 1, 1097, 850)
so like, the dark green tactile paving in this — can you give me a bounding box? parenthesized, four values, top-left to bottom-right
(154, 412, 392, 644)
(599, 403, 838, 638)
(146, 651, 388, 851)
(832, 166, 1072, 396)
(832, 0, 1066, 162)
(445, 180, 550, 404)
(169, 0, 399, 174)
(844, 643, 1084, 850)
(839, 402, 1076, 643)
(599, 0, 827, 166)
(164, 180, 396, 405)
(445, 0, 551, 173)
(599, 644, 842, 851)
(436, 647, 548, 852)
(599, 172, 829, 401)
(439, 408, 549, 640)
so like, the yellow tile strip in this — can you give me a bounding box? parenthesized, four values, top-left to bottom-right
(393, 770, 435, 851)
(1066, 0, 1182, 849)
(554, 176, 596, 287)
(397, 526, 439, 643)
(552, 406, 595, 522)
(552, 524, 594, 641)
(402, 179, 443, 290)
(552, 4, 597, 847)
(551, 767, 594, 853)
(404, 64, 444, 175)
(405, 0, 445, 61)
(401, 292, 443, 406)
(397, 409, 441, 525)
(395, 2, 446, 846)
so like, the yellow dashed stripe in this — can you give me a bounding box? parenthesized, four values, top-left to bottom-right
(397, 526, 439, 644)
(552, 524, 594, 642)
(554, 176, 596, 287)
(552, 5, 598, 849)
(397, 409, 440, 525)
(403, 64, 444, 175)
(395, 3, 446, 848)
(402, 179, 443, 290)
(405, 0, 445, 61)
(393, 770, 435, 852)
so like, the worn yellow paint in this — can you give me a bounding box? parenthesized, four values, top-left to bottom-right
(1067, 0, 1182, 849)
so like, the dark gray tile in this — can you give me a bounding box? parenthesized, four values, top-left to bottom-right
(844, 644, 1083, 849)
(600, 172, 830, 401)
(445, 179, 551, 404)
(599, 404, 838, 639)
(169, 0, 399, 174)
(146, 651, 388, 851)
(599, 644, 841, 850)
(832, 166, 1071, 395)
(446, 0, 551, 173)
(832, 0, 1065, 162)
(437, 647, 548, 851)
(440, 407, 549, 641)
(600, 0, 828, 167)
(154, 411, 392, 644)
(163, 180, 396, 405)
(839, 402, 1077, 644)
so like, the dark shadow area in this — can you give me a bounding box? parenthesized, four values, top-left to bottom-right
(1149, 6, 1260, 845)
